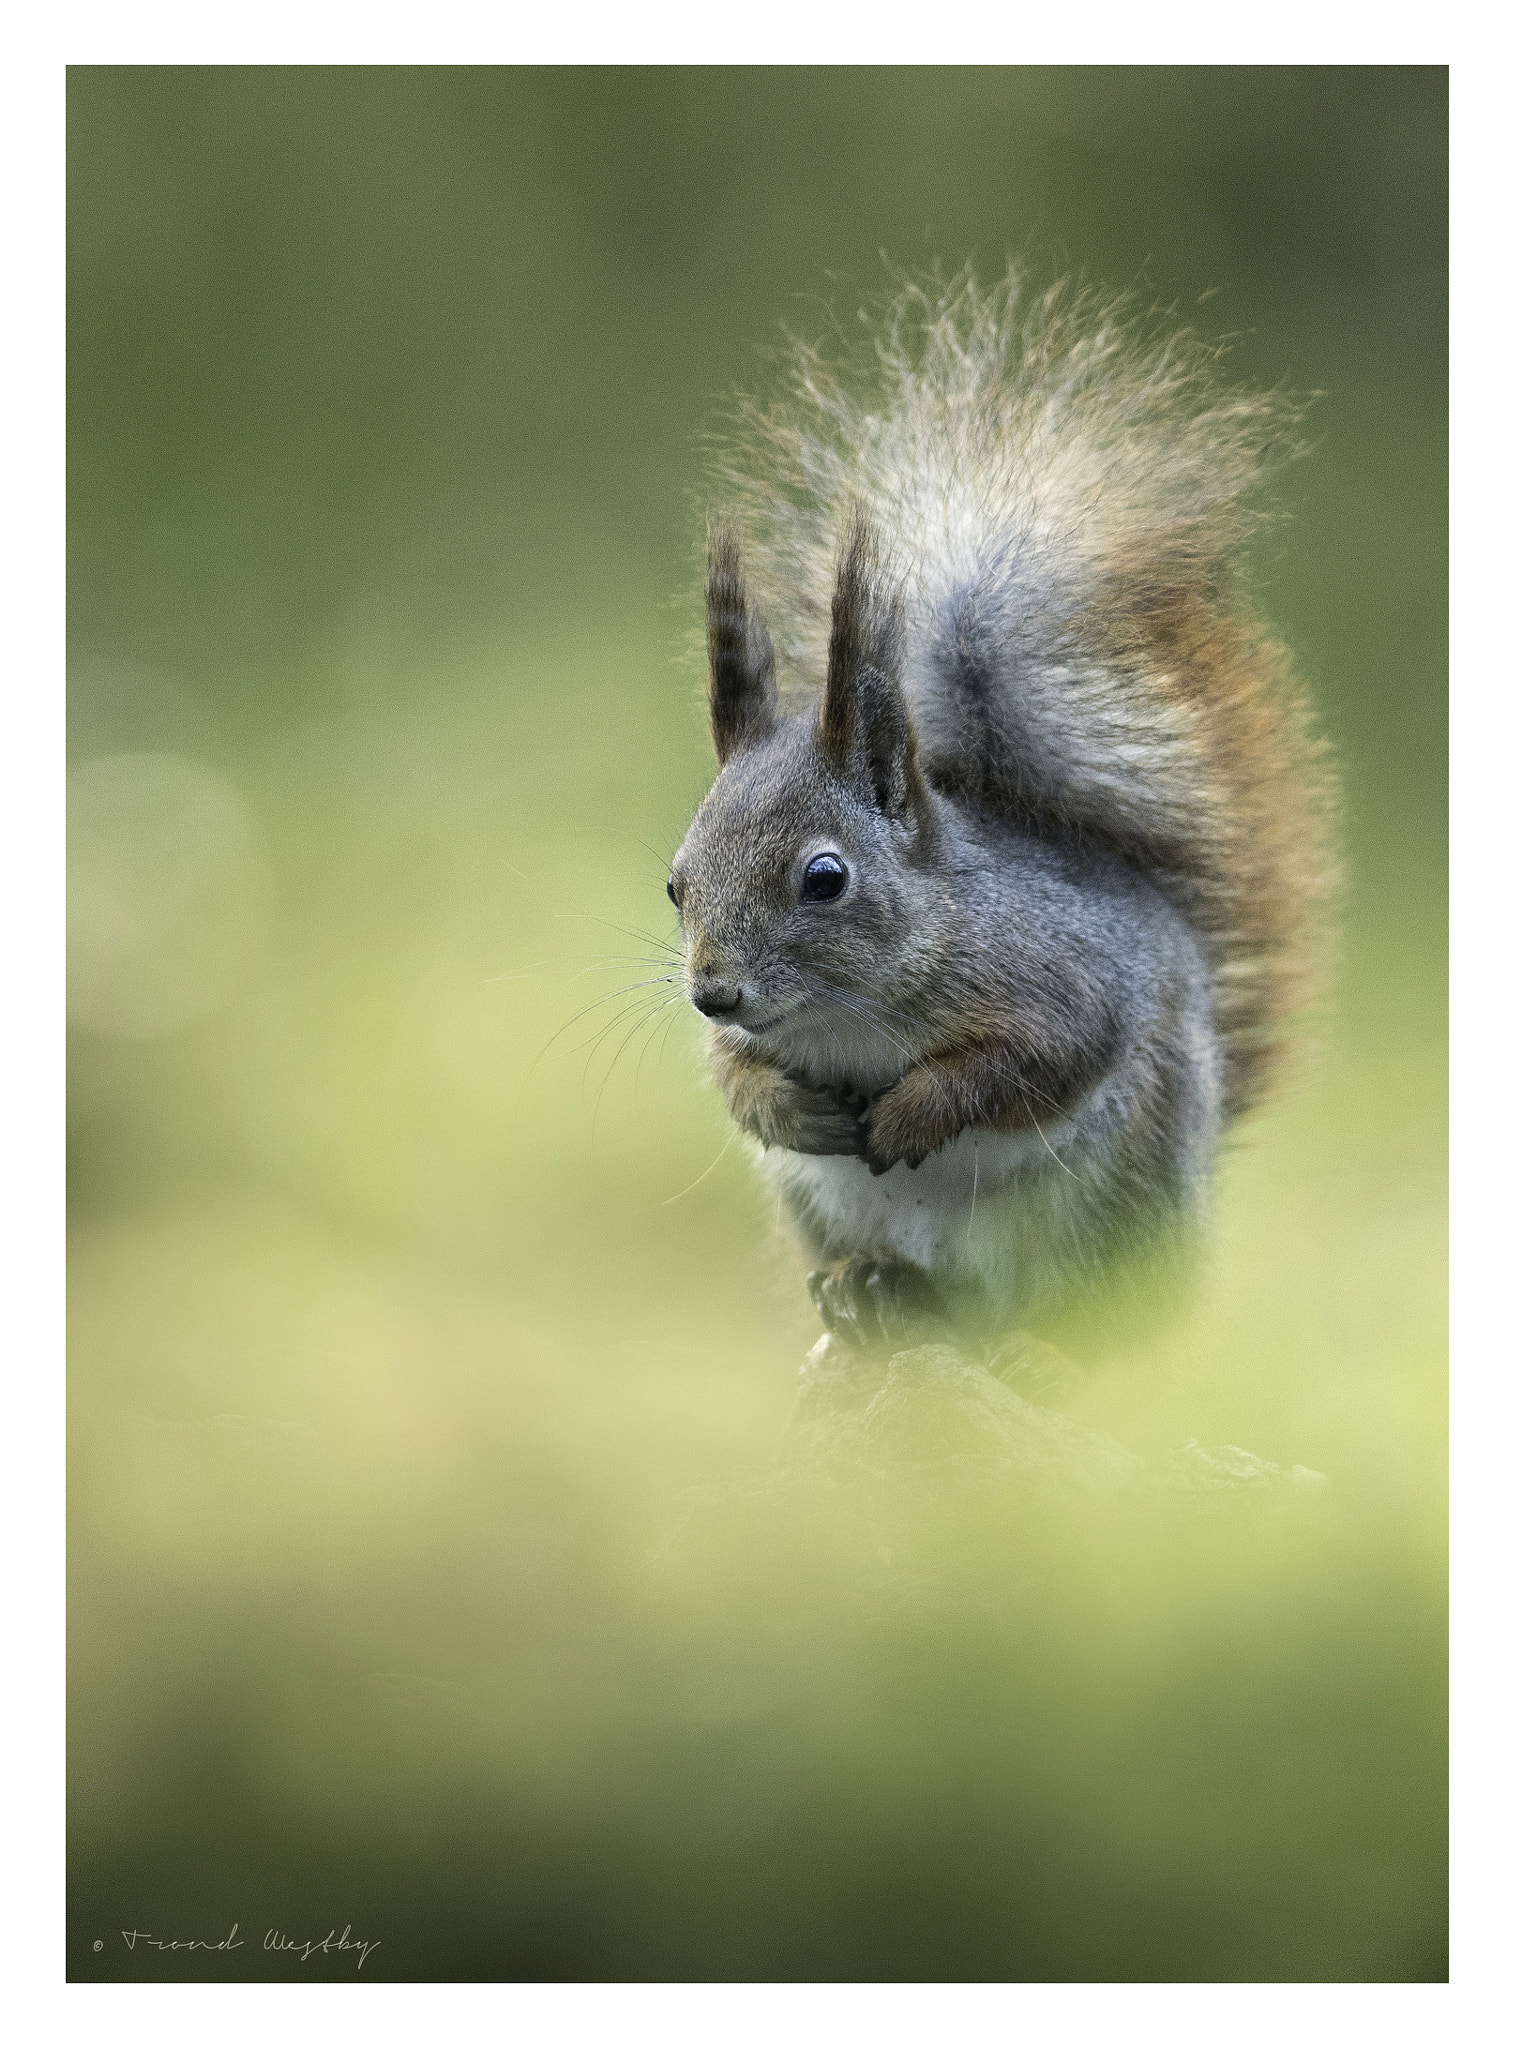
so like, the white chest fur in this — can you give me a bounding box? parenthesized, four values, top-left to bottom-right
(754, 1091, 1115, 1314)
(763, 1122, 1049, 1254)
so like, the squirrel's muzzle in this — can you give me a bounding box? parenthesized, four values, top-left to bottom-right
(689, 974, 744, 1019)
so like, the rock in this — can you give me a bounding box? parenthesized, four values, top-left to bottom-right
(652, 1334, 1329, 1603)
(1167, 1437, 1330, 1509)
(790, 1334, 1139, 1497)
(984, 1332, 1088, 1407)
(789, 1334, 1325, 1509)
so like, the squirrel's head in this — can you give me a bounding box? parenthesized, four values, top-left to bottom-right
(668, 519, 944, 1082)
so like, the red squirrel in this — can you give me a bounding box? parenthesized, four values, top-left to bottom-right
(667, 270, 1335, 1345)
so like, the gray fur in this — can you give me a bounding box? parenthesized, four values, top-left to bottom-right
(670, 268, 1330, 1330)
(671, 698, 1221, 1325)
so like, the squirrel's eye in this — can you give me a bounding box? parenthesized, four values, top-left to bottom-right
(800, 853, 849, 903)
(666, 877, 679, 907)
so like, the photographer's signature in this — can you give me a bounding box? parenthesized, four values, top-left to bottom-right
(112, 1922, 380, 1969)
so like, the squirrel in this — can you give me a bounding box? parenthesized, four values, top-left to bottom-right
(666, 269, 1335, 1347)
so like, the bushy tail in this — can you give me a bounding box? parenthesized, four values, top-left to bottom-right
(706, 266, 1337, 1120)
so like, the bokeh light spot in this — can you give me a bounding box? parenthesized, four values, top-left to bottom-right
(67, 751, 269, 1039)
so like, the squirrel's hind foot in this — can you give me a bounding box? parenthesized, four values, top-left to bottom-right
(807, 1255, 940, 1351)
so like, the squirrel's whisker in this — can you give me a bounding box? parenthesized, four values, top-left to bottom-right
(1024, 1107, 1086, 1184)
(634, 991, 692, 1098)
(557, 909, 683, 957)
(571, 991, 679, 1073)
(527, 976, 684, 1079)
(591, 995, 684, 1130)
(483, 959, 551, 985)
(662, 1129, 739, 1207)
(567, 954, 682, 982)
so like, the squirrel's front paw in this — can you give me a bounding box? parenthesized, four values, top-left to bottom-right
(861, 1075, 949, 1175)
(748, 1072, 867, 1157)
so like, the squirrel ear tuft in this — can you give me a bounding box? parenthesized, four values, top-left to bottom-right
(707, 523, 778, 765)
(819, 515, 920, 819)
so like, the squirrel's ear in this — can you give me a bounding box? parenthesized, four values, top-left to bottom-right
(707, 524, 778, 766)
(818, 516, 921, 820)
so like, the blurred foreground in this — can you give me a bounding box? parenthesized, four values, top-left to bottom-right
(68, 648, 1445, 1979)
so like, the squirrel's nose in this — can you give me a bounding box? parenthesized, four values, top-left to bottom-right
(690, 976, 742, 1019)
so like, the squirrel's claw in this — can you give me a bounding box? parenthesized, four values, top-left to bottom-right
(807, 1254, 938, 1349)
(862, 1131, 933, 1175)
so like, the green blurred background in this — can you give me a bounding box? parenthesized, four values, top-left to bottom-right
(68, 67, 1446, 1981)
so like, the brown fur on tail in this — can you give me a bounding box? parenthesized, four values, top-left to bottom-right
(1082, 575, 1336, 1119)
